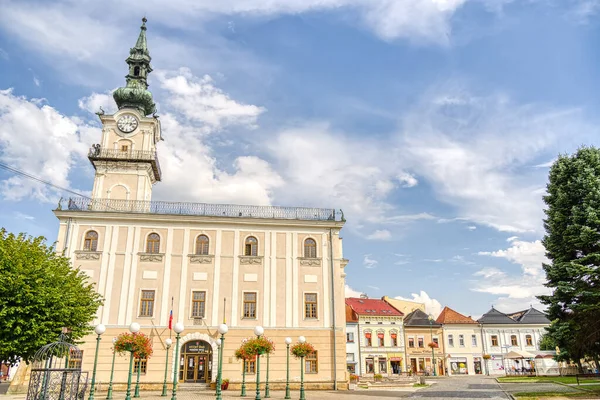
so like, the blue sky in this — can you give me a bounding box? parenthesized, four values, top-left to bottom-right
(1, 0, 600, 318)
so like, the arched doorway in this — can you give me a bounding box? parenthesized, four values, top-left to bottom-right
(179, 340, 213, 383)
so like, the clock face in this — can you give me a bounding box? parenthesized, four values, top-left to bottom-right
(117, 115, 138, 133)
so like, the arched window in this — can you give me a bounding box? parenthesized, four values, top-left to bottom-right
(134, 66, 140, 76)
(511, 335, 518, 346)
(84, 230, 98, 252)
(196, 235, 209, 255)
(304, 238, 317, 258)
(525, 335, 533, 346)
(146, 233, 160, 254)
(245, 236, 258, 256)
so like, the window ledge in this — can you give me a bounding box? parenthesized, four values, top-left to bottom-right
(239, 255, 263, 265)
(138, 253, 164, 262)
(74, 251, 101, 260)
(188, 254, 214, 264)
(298, 257, 321, 266)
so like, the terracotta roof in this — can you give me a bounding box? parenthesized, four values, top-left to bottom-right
(345, 298, 404, 316)
(346, 304, 358, 323)
(436, 306, 478, 324)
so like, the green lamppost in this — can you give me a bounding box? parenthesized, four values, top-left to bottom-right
(216, 323, 229, 400)
(241, 358, 247, 397)
(253, 326, 264, 400)
(171, 323, 185, 400)
(298, 336, 306, 400)
(161, 338, 173, 396)
(284, 337, 292, 400)
(265, 352, 270, 398)
(106, 337, 117, 400)
(125, 323, 140, 400)
(428, 316, 437, 377)
(134, 355, 142, 398)
(88, 324, 106, 400)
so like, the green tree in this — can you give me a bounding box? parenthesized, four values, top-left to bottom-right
(539, 146, 600, 367)
(538, 332, 557, 351)
(0, 229, 103, 364)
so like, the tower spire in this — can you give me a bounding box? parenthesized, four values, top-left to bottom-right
(113, 17, 156, 116)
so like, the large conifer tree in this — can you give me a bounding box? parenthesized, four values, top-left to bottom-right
(540, 146, 600, 367)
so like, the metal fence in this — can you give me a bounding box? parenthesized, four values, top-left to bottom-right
(60, 197, 343, 222)
(87, 146, 162, 180)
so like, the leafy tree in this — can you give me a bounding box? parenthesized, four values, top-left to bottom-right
(0, 229, 103, 364)
(538, 333, 557, 351)
(539, 147, 600, 366)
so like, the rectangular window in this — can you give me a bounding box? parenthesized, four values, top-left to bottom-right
(408, 337, 415, 348)
(346, 353, 354, 362)
(472, 335, 477, 347)
(244, 360, 256, 374)
(433, 337, 439, 345)
(391, 335, 398, 347)
(459, 335, 465, 347)
(121, 145, 129, 152)
(304, 293, 318, 319)
(378, 358, 387, 373)
(526, 335, 533, 346)
(511, 335, 518, 346)
(68, 349, 83, 369)
(491, 335, 499, 346)
(243, 292, 257, 319)
(448, 335, 454, 347)
(139, 290, 155, 317)
(378, 335, 384, 347)
(418, 337, 424, 348)
(134, 358, 147, 374)
(191, 291, 206, 318)
(346, 332, 354, 343)
(365, 358, 374, 374)
(365, 334, 372, 347)
(306, 351, 318, 374)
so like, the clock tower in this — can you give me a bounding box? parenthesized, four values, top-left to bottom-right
(88, 18, 162, 203)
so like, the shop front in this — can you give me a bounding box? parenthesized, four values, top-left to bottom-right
(390, 357, 403, 374)
(449, 357, 469, 375)
(179, 340, 213, 383)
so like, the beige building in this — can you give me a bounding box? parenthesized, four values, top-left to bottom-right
(382, 297, 425, 316)
(403, 309, 445, 375)
(19, 19, 349, 391)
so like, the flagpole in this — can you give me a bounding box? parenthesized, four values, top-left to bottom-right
(170, 297, 174, 339)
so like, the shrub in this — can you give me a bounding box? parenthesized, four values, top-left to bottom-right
(374, 373, 383, 381)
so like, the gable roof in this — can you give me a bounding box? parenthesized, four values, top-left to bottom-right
(345, 297, 404, 317)
(346, 304, 358, 323)
(404, 309, 441, 327)
(478, 307, 519, 324)
(508, 308, 551, 324)
(436, 306, 478, 324)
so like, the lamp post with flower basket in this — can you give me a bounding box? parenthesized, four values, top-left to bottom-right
(236, 327, 275, 400)
(428, 315, 437, 376)
(113, 323, 154, 400)
(235, 343, 255, 397)
(291, 336, 315, 400)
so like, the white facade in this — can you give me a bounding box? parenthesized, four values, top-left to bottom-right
(481, 325, 547, 374)
(442, 325, 485, 376)
(345, 322, 360, 375)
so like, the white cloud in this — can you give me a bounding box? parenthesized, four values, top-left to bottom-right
(13, 211, 35, 220)
(0, 89, 98, 202)
(533, 159, 555, 168)
(33, 77, 41, 87)
(78, 91, 117, 116)
(395, 290, 443, 318)
(397, 171, 418, 187)
(424, 258, 443, 262)
(345, 284, 364, 298)
(366, 229, 392, 241)
(478, 239, 548, 277)
(467, 225, 476, 230)
(506, 236, 519, 242)
(368, 285, 380, 291)
(363, 254, 379, 269)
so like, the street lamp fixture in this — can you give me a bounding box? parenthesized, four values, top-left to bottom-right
(254, 326, 264, 400)
(106, 337, 117, 400)
(88, 324, 106, 400)
(298, 336, 306, 400)
(161, 338, 173, 396)
(171, 323, 185, 400)
(125, 323, 140, 400)
(284, 337, 292, 400)
(216, 323, 229, 400)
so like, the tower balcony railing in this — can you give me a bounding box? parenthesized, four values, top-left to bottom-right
(88, 146, 162, 181)
(58, 197, 344, 222)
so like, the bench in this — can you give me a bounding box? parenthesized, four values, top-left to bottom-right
(576, 373, 600, 385)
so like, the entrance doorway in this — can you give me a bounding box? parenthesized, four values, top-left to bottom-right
(179, 340, 213, 383)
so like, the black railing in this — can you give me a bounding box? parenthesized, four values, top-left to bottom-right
(59, 197, 343, 222)
(88, 146, 162, 181)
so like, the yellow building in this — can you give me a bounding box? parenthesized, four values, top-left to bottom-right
(403, 309, 445, 375)
(14, 18, 349, 392)
(382, 296, 425, 316)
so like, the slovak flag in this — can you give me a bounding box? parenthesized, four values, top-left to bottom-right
(168, 310, 173, 330)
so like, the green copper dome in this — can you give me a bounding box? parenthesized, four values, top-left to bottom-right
(113, 18, 156, 116)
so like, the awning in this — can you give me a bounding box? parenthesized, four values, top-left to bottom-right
(365, 333, 371, 339)
(505, 350, 536, 359)
(391, 333, 397, 339)
(390, 357, 402, 361)
(377, 333, 384, 339)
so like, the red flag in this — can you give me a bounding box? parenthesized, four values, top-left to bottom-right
(169, 310, 173, 330)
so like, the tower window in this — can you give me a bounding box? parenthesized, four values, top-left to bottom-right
(134, 66, 141, 76)
(121, 145, 129, 152)
(195, 235, 209, 255)
(83, 230, 98, 252)
(245, 236, 258, 256)
(304, 238, 317, 258)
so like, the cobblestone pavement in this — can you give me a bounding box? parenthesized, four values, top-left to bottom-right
(499, 381, 583, 395)
(406, 376, 510, 399)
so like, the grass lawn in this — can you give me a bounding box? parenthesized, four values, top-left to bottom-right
(498, 376, 600, 385)
(513, 385, 600, 399)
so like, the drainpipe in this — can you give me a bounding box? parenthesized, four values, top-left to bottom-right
(357, 321, 362, 376)
(329, 228, 337, 390)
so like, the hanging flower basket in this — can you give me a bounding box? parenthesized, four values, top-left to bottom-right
(427, 342, 439, 349)
(234, 345, 257, 361)
(114, 332, 153, 359)
(483, 354, 492, 360)
(239, 336, 274, 356)
(291, 342, 315, 358)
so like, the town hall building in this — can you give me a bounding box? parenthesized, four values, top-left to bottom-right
(45, 18, 348, 390)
